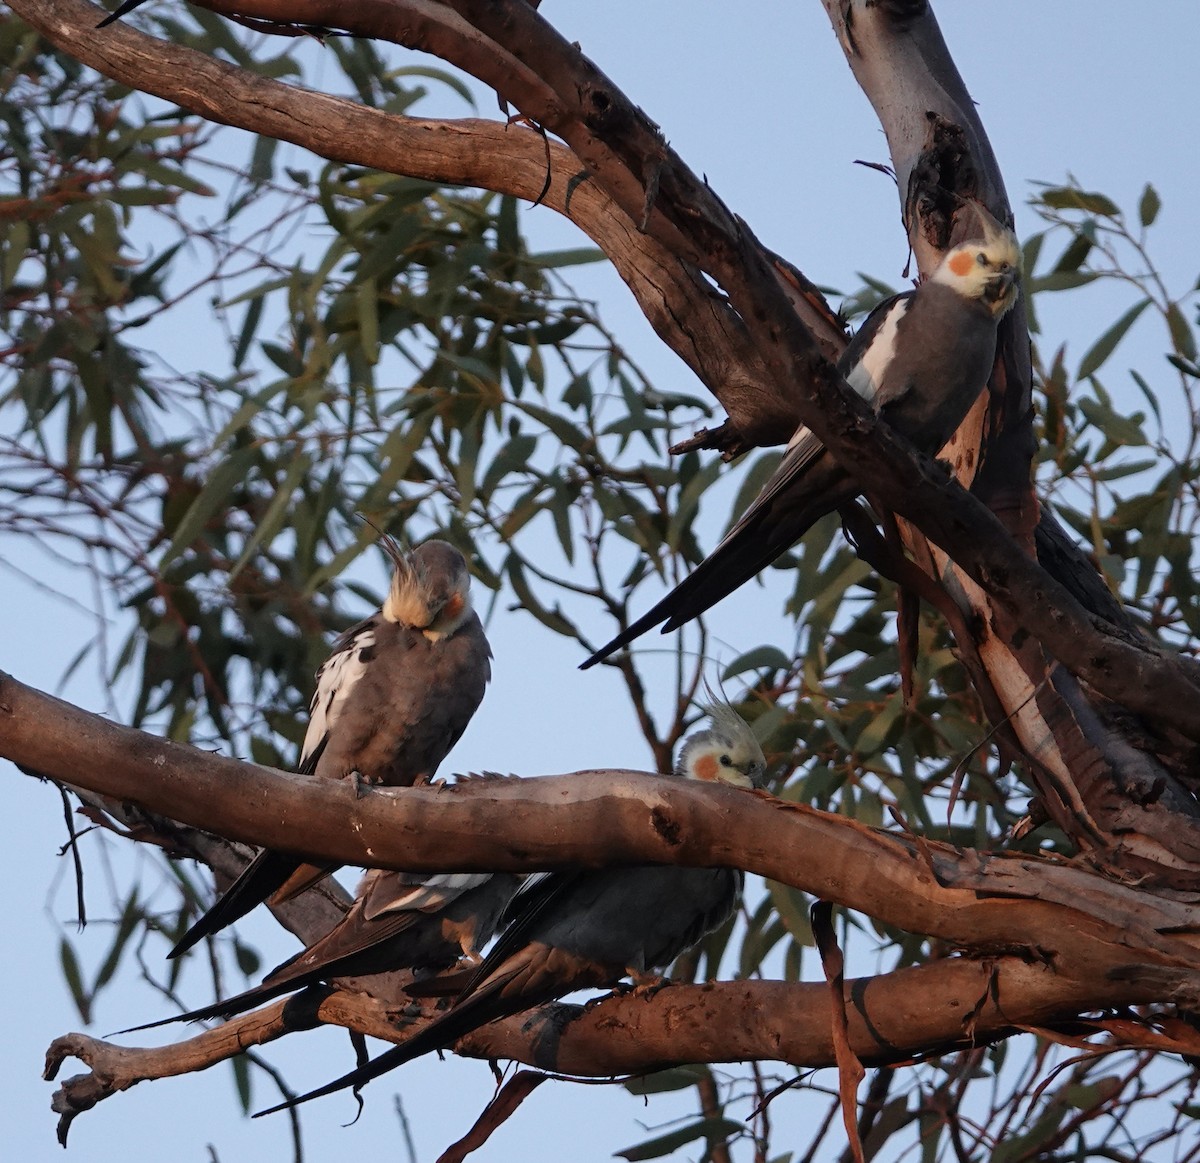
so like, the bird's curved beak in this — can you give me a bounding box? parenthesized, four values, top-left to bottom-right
(420, 588, 468, 639)
(984, 266, 1019, 308)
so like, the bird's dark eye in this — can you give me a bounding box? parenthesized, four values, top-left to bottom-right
(720, 754, 732, 767)
(976, 251, 988, 266)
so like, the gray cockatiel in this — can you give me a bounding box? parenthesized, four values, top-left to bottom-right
(581, 220, 1021, 668)
(255, 702, 767, 1117)
(169, 537, 492, 958)
(120, 869, 521, 1033)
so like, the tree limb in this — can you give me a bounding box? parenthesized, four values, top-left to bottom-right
(44, 949, 1200, 1137)
(13, 0, 833, 454)
(7, 672, 1200, 968)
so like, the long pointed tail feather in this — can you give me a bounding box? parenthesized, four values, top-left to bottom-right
(114, 977, 290, 1035)
(169, 851, 304, 959)
(579, 514, 784, 669)
(253, 981, 514, 1117)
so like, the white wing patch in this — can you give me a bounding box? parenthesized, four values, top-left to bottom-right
(356, 869, 491, 922)
(719, 297, 913, 551)
(844, 298, 908, 403)
(300, 625, 375, 770)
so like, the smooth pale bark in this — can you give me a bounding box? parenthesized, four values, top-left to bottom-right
(6, 673, 1200, 971)
(816, 0, 1200, 875)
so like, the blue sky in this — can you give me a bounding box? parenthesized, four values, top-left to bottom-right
(4, 4, 1199, 1161)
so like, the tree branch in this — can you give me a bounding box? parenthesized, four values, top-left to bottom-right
(12, 0, 834, 453)
(7, 672, 1200, 968)
(45, 948, 1200, 1137)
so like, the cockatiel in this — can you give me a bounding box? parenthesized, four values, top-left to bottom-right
(255, 700, 766, 1116)
(170, 536, 492, 958)
(581, 220, 1021, 668)
(120, 869, 520, 1033)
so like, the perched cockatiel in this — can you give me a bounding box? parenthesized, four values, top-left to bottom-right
(581, 220, 1021, 668)
(255, 701, 767, 1116)
(120, 869, 521, 1033)
(169, 537, 492, 958)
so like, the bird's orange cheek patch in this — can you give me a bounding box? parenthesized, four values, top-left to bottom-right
(693, 754, 719, 781)
(444, 593, 465, 620)
(948, 251, 974, 277)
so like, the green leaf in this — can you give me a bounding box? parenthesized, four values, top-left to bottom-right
(260, 340, 304, 378)
(623, 1065, 710, 1096)
(855, 690, 904, 757)
(1028, 270, 1099, 294)
(479, 434, 538, 499)
(233, 939, 262, 978)
(1076, 298, 1150, 379)
(1077, 397, 1147, 448)
(227, 451, 313, 581)
(617, 1118, 744, 1161)
(1138, 183, 1161, 227)
(1167, 301, 1197, 361)
(767, 879, 814, 947)
(506, 557, 578, 637)
(1038, 186, 1121, 217)
(667, 454, 723, 550)
(232, 293, 264, 369)
(722, 646, 791, 680)
(388, 64, 478, 107)
(159, 447, 259, 571)
(93, 893, 142, 992)
(303, 527, 380, 596)
(358, 411, 436, 510)
(59, 938, 90, 1025)
(232, 1053, 252, 1114)
(530, 247, 605, 269)
(1052, 231, 1093, 274)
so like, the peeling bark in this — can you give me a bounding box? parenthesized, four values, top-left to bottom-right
(815, 0, 1200, 872)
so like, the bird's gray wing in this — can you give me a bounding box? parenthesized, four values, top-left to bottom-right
(167, 850, 309, 960)
(579, 293, 915, 668)
(708, 291, 914, 557)
(167, 618, 379, 959)
(253, 864, 741, 1118)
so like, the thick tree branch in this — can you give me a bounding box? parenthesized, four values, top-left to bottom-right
(11, 0, 839, 453)
(45, 950, 1200, 1136)
(7, 673, 1200, 970)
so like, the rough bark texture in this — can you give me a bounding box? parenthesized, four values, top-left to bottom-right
(14, 0, 1200, 764)
(817, 0, 1200, 875)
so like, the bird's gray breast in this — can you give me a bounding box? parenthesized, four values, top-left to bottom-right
(876, 282, 999, 449)
(312, 612, 491, 785)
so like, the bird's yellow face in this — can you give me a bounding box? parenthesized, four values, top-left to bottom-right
(419, 575, 473, 641)
(385, 565, 472, 641)
(380, 539, 474, 640)
(678, 701, 768, 791)
(684, 738, 765, 790)
(933, 226, 1021, 318)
